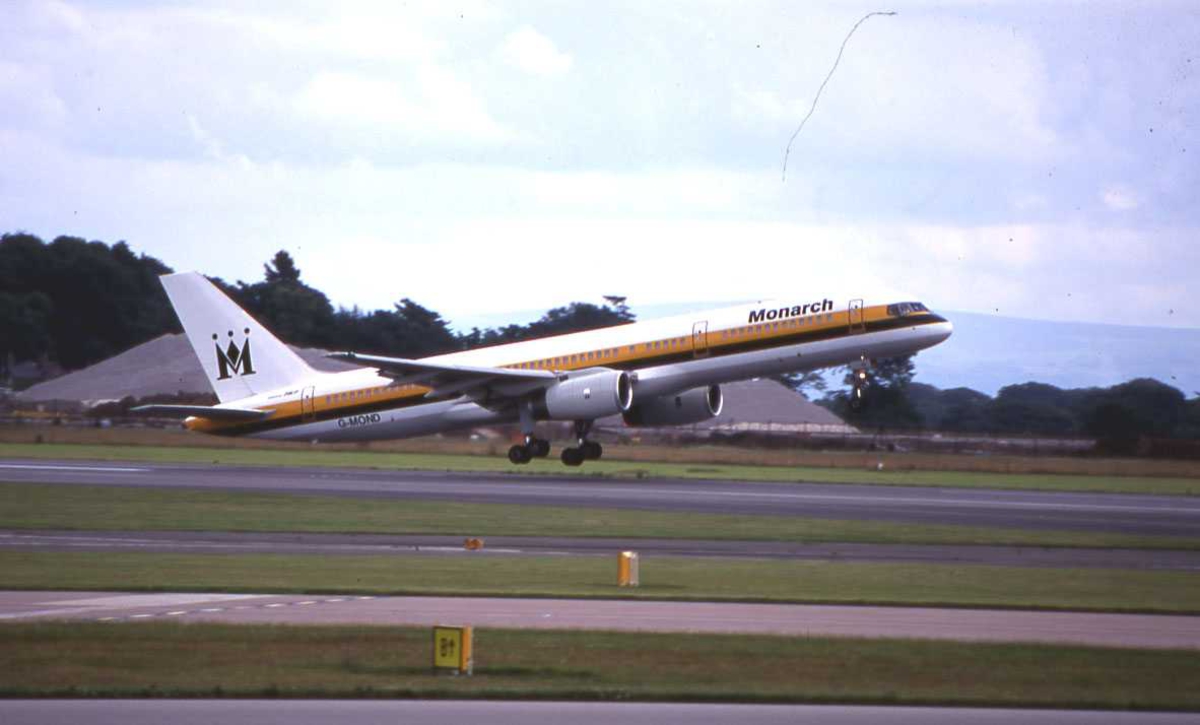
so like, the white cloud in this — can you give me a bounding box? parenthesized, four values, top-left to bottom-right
(0, 61, 67, 131)
(499, 26, 573, 77)
(732, 13, 1059, 164)
(222, 10, 445, 64)
(294, 68, 510, 143)
(1101, 186, 1138, 211)
(33, 0, 86, 34)
(2, 1, 1198, 333)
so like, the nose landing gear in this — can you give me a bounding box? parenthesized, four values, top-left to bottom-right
(850, 356, 871, 410)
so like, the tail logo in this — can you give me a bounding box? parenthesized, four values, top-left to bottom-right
(213, 328, 256, 380)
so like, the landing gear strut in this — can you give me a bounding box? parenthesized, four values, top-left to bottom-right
(560, 420, 601, 467)
(507, 399, 551, 465)
(850, 356, 871, 410)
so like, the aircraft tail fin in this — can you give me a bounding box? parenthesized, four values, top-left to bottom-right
(161, 272, 315, 403)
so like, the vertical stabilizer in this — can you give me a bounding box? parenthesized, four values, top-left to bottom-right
(161, 272, 315, 403)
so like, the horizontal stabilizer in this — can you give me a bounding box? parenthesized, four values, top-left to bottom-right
(130, 404, 272, 421)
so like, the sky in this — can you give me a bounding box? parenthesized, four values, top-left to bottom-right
(2, 0, 1198, 331)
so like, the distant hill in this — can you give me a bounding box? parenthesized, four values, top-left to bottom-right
(914, 312, 1200, 396)
(15, 334, 356, 404)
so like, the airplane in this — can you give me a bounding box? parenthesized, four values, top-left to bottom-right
(134, 273, 952, 465)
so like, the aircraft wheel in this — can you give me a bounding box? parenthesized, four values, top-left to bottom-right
(561, 447, 584, 467)
(508, 444, 532, 465)
(582, 441, 602, 460)
(530, 438, 551, 458)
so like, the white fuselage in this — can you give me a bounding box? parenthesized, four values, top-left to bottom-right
(200, 297, 952, 443)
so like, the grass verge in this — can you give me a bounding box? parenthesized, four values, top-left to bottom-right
(4, 482, 1198, 550)
(3, 442, 1198, 495)
(4, 551, 1200, 613)
(1, 621, 1197, 709)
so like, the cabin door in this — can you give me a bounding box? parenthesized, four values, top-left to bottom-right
(848, 299, 866, 333)
(692, 321, 710, 358)
(301, 386, 316, 421)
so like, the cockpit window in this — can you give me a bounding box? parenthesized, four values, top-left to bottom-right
(887, 301, 929, 317)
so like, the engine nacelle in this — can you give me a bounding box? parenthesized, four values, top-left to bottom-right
(541, 370, 633, 421)
(622, 385, 723, 427)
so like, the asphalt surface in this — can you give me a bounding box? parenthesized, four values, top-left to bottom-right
(6, 529, 1200, 570)
(4, 591, 1200, 649)
(3, 459, 1200, 537)
(4, 701, 1198, 725)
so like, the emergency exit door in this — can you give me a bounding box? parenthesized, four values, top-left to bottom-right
(692, 321, 709, 358)
(848, 299, 866, 333)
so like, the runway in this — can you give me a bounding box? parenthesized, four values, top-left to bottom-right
(5, 528, 1200, 570)
(6, 701, 1198, 725)
(4, 701, 1198, 725)
(3, 591, 1199, 649)
(3, 459, 1200, 536)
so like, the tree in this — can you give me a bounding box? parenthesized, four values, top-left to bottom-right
(461, 298, 636, 349)
(527, 301, 634, 338)
(1084, 402, 1141, 455)
(263, 250, 301, 284)
(221, 251, 337, 348)
(773, 370, 828, 399)
(0, 233, 175, 369)
(820, 354, 923, 429)
(0, 291, 53, 377)
(934, 387, 993, 432)
(1087, 378, 1186, 439)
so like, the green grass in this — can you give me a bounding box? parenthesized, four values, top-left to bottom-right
(2, 621, 1197, 709)
(4, 551, 1199, 613)
(4, 442, 1198, 495)
(4, 481, 1198, 550)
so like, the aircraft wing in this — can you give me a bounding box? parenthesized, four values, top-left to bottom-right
(327, 352, 557, 398)
(130, 404, 272, 421)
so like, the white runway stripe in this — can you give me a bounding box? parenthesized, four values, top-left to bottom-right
(0, 463, 150, 473)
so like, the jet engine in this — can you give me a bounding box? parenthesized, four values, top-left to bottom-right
(541, 370, 633, 420)
(622, 385, 723, 427)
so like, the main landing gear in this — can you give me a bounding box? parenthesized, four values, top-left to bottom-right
(507, 435, 551, 465)
(560, 420, 602, 467)
(506, 401, 601, 467)
(508, 399, 551, 465)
